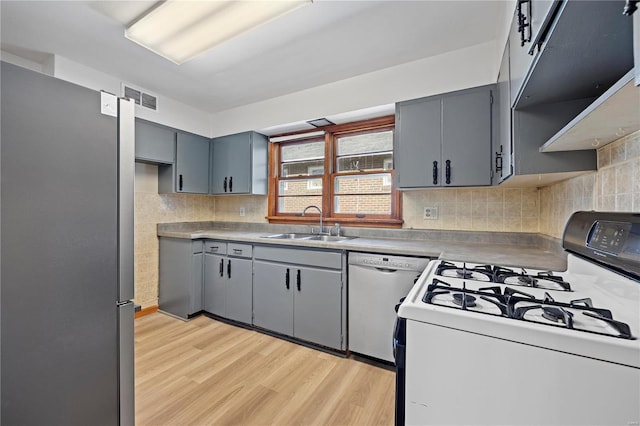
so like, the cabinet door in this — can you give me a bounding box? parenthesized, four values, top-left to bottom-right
(204, 253, 226, 316)
(442, 88, 492, 187)
(509, 9, 536, 107)
(293, 267, 342, 349)
(176, 132, 209, 194)
(395, 98, 442, 188)
(226, 257, 253, 324)
(496, 42, 513, 184)
(253, 261, 293, 336)
(135, 120, 175, 164)
(211, 133, 251, 194)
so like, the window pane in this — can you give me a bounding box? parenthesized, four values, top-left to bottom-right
(336, 152, 392, 172)
(279, 178, 322, 196)
(334, 173, 392, 194)
(281, 140, 324, 162)
(337, 130, 393, 156)
(334, 194, 392, 215)
(281, 159, 324, 177)
(278, 196, 323, 214)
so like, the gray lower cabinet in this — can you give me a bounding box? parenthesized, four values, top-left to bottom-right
(253, 246, 345, 350)
(159, 131, 210, 194)
(159, 238, 203, 319)
(203, 241, 253, 324)
(135, 119, 175, 164)
(395, 85, 494, 188)
(210, 131, 268, 195)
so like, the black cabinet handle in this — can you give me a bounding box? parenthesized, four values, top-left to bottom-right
(229, 176, 233, 192)
(179, 174, 183, 191)
(227, 260, 231, 279)
(223, 177, 227, 192)
(296, 269, 301, 291)
(495, 148, 503, 176)
(432, 161, 438, 185)
(285, 268, 290, 290)
(445, 160, 451, 185)
(219, 258, 224, 277)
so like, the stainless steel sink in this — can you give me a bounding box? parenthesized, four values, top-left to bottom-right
(305, 235, 356, 242)
(261, 233, 356, 242)
(262, 233, 315, 239)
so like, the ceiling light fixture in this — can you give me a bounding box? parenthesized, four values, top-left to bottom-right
(125, 0, 311, 65)
(307, 118, 335, 127)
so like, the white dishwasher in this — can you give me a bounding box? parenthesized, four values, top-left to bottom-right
(348, 252, 429, 363)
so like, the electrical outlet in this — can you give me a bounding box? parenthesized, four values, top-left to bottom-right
(239, 207, 245, 217)
(423, 206, 438, 220)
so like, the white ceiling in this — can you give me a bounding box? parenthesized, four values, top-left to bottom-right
(1, 0, 507, 117)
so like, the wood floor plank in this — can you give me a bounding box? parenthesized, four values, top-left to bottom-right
(135, 313, 395, 425)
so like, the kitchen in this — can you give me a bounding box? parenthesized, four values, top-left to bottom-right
(1, 1, 640, 425)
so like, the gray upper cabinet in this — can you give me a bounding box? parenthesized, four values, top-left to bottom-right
(210, 131, 268, 195)
(495, 41, 512, 184)
(509, 0, 559, 107)
(441, 87, 492, 187)
(134, 119, 175, 164)
(516, 0, 633, 110)
(395, 97, 441, 189)
(395, 85, 494, 189)
(159, 131, 210, 194)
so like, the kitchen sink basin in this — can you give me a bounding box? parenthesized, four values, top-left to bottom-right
(262, 233, 356, 242)
(262, 233, 315, 239)
(305, 235, 356, 242)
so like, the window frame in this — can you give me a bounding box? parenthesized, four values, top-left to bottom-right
(267, 115, 402, 228)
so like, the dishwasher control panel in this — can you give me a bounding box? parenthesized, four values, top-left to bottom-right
(348, 252, 430, 272)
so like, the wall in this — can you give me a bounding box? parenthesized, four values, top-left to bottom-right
(134, 164, 216, 308)
(0, 52, 212, 136)
(209, 41, 499, 137)
(539, 130, 640, 238)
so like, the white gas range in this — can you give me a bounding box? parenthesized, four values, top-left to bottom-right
(394, 211, 640, 426)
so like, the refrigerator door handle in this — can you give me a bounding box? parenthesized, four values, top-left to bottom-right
(118, 302, 135, 426)
(118, 97, 135, 303)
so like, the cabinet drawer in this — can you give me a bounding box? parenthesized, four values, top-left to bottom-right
(254, 245, 341, 269)
(192, 240, 203, 254)
(204, 240, 227, 255)
(228, 243, 252, 258)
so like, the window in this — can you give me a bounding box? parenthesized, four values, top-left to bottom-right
(268, 116, 401, 227)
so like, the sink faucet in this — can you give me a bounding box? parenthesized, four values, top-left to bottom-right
(302, 205, 324, 234)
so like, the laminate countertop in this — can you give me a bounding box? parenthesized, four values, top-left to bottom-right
(157, 222, 567, 271)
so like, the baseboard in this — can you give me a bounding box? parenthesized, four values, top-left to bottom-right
(135, 305, 158, 319)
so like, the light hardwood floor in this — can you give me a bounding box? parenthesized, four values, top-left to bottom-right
(135, 313, 395, 425)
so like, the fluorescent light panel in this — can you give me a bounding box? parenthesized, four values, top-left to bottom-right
(126, 0, 310, 65)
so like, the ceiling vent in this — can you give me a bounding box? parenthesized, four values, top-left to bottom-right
(121, 83, 158, 112)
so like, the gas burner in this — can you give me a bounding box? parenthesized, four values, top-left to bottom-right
(495, 267, 572, 292)
(455, 270, 473, 279)
(541, 306, 574, 327)
(435, 261, 493, 282)
(452, 293, 476, 307)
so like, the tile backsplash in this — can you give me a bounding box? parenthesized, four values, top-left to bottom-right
(539, 130, 640, 238)
(402, 187, 540, 232)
